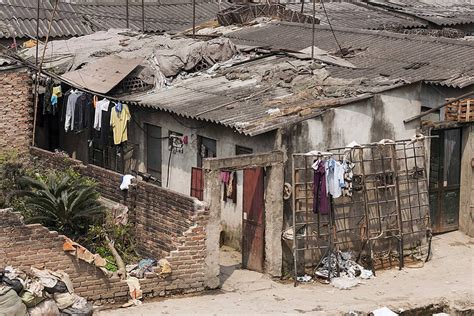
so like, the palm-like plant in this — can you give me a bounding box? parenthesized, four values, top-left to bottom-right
(18, 173, 104, 238)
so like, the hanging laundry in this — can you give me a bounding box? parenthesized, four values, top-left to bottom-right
(50, 85, 62, 114)
(221, 171, 237, 203)
(73, 93, 93, 131)
(342, 160, 355, 197)
(110, 103, 131, 145)
(313, 160, 329, 214)
(64, 90, 82, 132)
(93, 98, 110, 131)
(325, 159, 345, 198)
(220, 171, 230, 184)
(100, 103, 113, 147)
(42, 79, 53, 115)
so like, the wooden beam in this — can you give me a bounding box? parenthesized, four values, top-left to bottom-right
(202, 151, 284, 171)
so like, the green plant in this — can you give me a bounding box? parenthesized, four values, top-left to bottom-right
(18, 172, 105, 238)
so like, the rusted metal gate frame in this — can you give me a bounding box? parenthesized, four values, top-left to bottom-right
(292, 138, 432, 284)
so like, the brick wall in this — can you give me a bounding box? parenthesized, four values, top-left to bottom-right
(0, 147, 213, 303)
(30, 147, 204, 258)
(0, 68, 33, 155)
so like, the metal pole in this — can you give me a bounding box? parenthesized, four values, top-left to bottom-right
(192, 0, 196, 38)
(32, 0, 59, 147)
(311, 0, 316, 59)
(141, 0, 145, 32)
(35, 0, 40, 67)
(126, 0, 129, 28)
(33, 0, 40, 146)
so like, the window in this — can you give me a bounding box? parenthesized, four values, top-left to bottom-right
(146, 124, 162, 184)
(197, 136, 217, 167)
(236, 145, 253, 156)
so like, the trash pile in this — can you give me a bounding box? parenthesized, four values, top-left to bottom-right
(0, 266, 92, 316)
(314, 251, 373, 289)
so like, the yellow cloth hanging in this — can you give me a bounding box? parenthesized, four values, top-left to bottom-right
(110, 104, 131, 145)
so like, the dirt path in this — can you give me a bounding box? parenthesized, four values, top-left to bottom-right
(98, 231, 473, 315)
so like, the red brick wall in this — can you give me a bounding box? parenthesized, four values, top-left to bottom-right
(0, 208, 209, 303)
(0, 68, 33, 155)
(0, 147, 212, 303)
(30, 147, 204, 258)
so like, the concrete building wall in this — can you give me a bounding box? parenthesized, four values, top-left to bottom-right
(130, 108, 276, 195)
(459, 124, 474, 237)
(129, 108, 277, 251)
(0, 67, 33, 157)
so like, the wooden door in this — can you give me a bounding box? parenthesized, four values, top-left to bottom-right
(429, 128, 462, 233)
(242, 167, 265, 272)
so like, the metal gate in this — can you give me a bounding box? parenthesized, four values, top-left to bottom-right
(291, 138, 432, 281)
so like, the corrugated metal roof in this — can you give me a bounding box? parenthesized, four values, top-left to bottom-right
(119, 55, 397, 136)
(285, 2, 426, 30)
(367, 0, 474, 27)
(71, 1, 232, 33)
(0, 0, 93, 39)
(0, 0, 230, 38)
(225, 22, 474, 88)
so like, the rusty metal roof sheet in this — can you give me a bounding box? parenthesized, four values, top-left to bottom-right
(61, 55, 142, 94)
(285, 2, 426, 30)
(225, 22, 474, 88)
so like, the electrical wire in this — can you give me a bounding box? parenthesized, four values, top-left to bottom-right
(320, 0, 343, 54)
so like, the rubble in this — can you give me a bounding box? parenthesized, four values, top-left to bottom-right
(0, 267, 92, 316)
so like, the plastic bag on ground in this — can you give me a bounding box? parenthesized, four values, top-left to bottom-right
(0, 286, 27, 316)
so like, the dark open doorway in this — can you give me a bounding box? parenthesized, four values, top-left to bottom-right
(429, 128, 462, 233)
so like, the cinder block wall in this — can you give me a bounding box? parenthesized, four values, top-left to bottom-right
(0, 68, 33, 155)
(0, 147, 212, 303)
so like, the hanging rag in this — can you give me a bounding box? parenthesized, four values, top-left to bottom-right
(313, 160, 329, 214)
(110, 103, 131, 145)
(120, 174, 135, 190)
(219, 171, 230, 184)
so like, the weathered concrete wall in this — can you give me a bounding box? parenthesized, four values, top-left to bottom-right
(129, 109, 276, 254)
(0, 67, 33, 156)
(459, 124, 474, 237)
(129, 108, 276, 195)
(203, 152, 285, 278)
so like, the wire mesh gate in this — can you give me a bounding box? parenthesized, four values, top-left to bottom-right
(291, 139, 432, 282)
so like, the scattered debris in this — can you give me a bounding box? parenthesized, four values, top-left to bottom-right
(296, 275, 312, 283)
(0, 267, 92, 315)
(314, 251, 373, 289)
(122, 277, 143, 308)
(371, 306, 398, 316)
(127, 259, 157, 279)
(63, 238, 109, 275)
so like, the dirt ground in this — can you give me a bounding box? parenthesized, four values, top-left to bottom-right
(98, 231, 473, 315)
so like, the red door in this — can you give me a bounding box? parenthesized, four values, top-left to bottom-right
(242, 167, 265, 272)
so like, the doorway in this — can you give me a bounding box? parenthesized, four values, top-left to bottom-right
(242, 167, 265, 272)
(429, 128, 462, 233)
